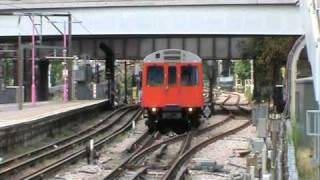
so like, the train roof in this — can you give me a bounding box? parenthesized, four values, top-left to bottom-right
(143, 49, 202, 63)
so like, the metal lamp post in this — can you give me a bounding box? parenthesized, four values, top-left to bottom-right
(49, 20, 69, 103)
(29, 17, 70, 104)
(62, 22, 68, 103)
(31, 16, 36, 106)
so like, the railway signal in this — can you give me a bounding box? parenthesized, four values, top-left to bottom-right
(99, 43, 115, 106)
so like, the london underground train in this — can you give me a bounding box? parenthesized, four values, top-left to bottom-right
(142, 49, 204, 134)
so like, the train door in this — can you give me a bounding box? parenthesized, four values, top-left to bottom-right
(179, 64, 203, 107)
(164, 64, 180, 105)
(143, 64, 166, 107)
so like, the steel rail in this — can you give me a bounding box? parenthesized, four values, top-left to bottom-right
(0, 107, 138, 179)
(130, 167, 148, 180)
(160, 93, 234, 180)
(158, 130, 194, 180)
(218, 92, 252, 115)
(162, 120, 251, 180)
(104, 115, 232, 180)
(161, 91, 248, 180)
(174, 165, 188, 180)
(104, 131, 157, 180)
(22, 109, 143, 180)
(222, 94, 232, 105)
(228, 92, 252, 114)
(178, 131, 193, 156)
(126, 114, 233, 169)
(0, 105, 131, 172)
(127, 129, 152, 153)
(104, 92, 238, 180)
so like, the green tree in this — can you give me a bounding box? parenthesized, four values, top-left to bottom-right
(51, 62, 63, 86)
(234, 60, 251, 81)
(241, 37, 295, 100)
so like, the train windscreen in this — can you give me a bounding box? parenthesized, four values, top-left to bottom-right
(168, 66, 177, 85)
(181, 66, 198, 86)
(147, 66, 164, 86)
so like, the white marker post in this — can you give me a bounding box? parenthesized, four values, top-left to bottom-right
(262, 143, 267, 175)
(132, 120, 136, 132)
(250, 166, 255, 180)
(93, 83, 97, 99)
(89, 139, 94, 164)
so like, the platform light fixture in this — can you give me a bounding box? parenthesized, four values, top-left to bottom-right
(188, 107, 193, 112)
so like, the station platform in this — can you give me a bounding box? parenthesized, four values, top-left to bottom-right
(0, 100, 109, 129)
(0, 99, 110, 151)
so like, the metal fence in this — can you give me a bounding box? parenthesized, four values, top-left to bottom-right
(306, 110, 320, 166)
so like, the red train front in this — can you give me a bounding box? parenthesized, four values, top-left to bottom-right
(142, 49, 204, 134)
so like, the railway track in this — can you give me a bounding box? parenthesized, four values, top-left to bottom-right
(159, 92, 250, 180)
(229, 92, 252, 114)
(160, 130, 193, 180)
(104, 131, 158, 180)
(103, 97, 235, 180)
(0, 105, 141, 180)
(162, 120, 251, 180)
(0, 105, 130, 171)
(31, 91, 249, 180)
(221, 92, 251, 115)
(104, 109, 234, 179)
(104, 94, 250, 180)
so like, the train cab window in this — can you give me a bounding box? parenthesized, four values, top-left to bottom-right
(147, 66, 164, 86)
(168, 66, 177, 85)
(181, 66, 198, 86)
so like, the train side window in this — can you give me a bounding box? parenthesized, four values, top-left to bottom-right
(147, 66, 164, 86)
(168, 66, 176, 85)
(181, 66, 198, 86)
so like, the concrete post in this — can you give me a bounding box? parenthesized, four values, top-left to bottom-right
(31, 16, 37, 106)
(262, 143, 267, 175)
(250, 166, 255, 180)
(132, 120, 136, 131)
(17, 35, 23, 110)
(87, 139, 94, 164)
(67, 14, 73, 100)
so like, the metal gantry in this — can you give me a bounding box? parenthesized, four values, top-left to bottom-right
(0, 12, 73, 109)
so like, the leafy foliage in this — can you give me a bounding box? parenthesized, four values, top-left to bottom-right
(254, 37, 295, 86)
(50, 61, 63, 86)
(234, 60, 251, 81)
(3, 60, 15, 86)
(242, 37, 296, 100)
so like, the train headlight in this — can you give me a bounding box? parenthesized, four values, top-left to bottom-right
(188, 107, 193, 112)
(151, 107, 157, 113)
